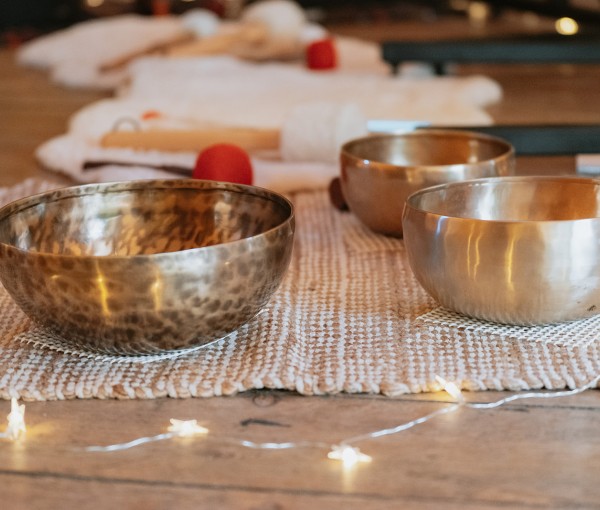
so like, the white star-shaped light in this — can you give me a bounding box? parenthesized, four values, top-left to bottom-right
(5, 398, 26, 441)
(435, 375, 465, 403)
(167, 419, 209, 437)
(327, 444, 372, 468)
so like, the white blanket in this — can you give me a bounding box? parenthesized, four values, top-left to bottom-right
(17, 15, 190, 90)
(16, 11, 393, 90)
(20, 11, 502, 194)
(36, 54, 502, 193)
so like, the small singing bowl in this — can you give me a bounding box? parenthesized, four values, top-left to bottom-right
(402, 176, 600, 326)
(0, 180, 295, 354)
(340, 130, 515, 237)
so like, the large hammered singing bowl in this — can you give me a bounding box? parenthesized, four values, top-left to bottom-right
(402, 176, 600, 326)
(340, 130, 515, 237)
(0, 180, 295, 354)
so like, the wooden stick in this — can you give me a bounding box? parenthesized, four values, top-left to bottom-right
(83, 160, 190, 176)
(100, 127, 281, 153)
(99, 23, 266, 72)
(167, 23, 268, 58)
(99, 33, 195, 73)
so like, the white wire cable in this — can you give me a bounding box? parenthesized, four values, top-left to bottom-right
(78, 374, 600, 455)
(341, 404, 461, 445)
(468, 374, 600, 410)
(86, 432, 176, 452)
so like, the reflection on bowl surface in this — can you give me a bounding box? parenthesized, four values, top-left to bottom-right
(402, 176, 600, 325)
(340, 130, 515, 237)
(0, 180, 295, 354)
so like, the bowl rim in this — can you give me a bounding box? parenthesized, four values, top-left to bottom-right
(0, 179, 295, 260)
(404, 175, 600, 223)
(340, 129, 515, 171)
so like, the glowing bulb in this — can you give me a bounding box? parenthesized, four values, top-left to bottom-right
(468, 1, 490, 25)
(167, 419, 209, 437)
(328, 445, 372, 468)
(5, 398, 26, 441)
(435, 375, 465, 404)
(555, 17, 579, 36)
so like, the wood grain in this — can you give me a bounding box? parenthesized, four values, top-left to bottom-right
(1, 392, 600, 509)
(0, 51, 105, 186)
(1, 17, 600, 508)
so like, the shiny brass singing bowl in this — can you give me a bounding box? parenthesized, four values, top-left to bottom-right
(0, 180, 295, 354)
(340, 130, 515, 237)
(402, 176, 600, 326)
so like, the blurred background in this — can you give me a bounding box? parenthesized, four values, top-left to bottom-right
(1, 0, 599, 47)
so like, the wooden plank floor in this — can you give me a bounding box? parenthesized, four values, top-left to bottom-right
(2, 391, 600, 509)
(1, 22, 600, 509)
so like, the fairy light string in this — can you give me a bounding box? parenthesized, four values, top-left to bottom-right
(85, 418, 208, 452)
(3, 374, 599, 468)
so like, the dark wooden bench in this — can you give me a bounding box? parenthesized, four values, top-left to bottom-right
(382, 34, 600, 75)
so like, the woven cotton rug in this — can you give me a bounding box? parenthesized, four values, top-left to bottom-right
(0, 179, 599, 400)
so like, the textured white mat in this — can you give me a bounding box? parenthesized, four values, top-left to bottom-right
(0, 181, 598, 400)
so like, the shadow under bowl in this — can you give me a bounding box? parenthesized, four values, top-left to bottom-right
(340, 129, 515, 237)
(0, 179, 295, 354)
(402, 176, 600, 325)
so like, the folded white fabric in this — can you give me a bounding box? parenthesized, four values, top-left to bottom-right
(37, 134, 338, 191)
(32, 40, 502, 192)
(36, 55, 502, 192)
(17, 15, 190, 90)
(15, 6, 390, 90)
(111, 55, 498, 129)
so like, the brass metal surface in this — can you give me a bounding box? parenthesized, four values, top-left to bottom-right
(402, 176, 600, 325)
(340, 130, 515, 237)
(0, 179, 295, 354)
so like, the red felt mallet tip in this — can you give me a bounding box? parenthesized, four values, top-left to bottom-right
(140, 109, 162, 120)
(192, 143, 254, 185)
(306, 38, 337, 71)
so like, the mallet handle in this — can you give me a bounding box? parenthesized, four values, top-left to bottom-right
(100, 127, 280, 152)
